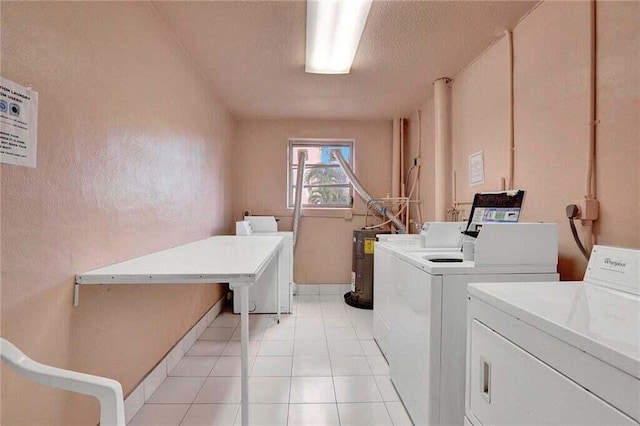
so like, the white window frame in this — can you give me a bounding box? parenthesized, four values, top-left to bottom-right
(287, 138, 354, 209)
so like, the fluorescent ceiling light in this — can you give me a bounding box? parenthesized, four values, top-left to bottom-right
(306, 0, 373, 74)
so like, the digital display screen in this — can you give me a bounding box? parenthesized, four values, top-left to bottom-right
(465, 190, 526, 236)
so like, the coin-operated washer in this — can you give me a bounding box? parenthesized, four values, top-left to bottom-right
(465, 245, 640, 426)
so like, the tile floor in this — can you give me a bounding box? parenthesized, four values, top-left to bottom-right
(129, 292, 413, 426)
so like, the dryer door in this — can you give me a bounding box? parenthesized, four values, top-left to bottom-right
(468, 319, 637, 426)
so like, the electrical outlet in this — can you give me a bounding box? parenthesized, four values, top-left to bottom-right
(574, 198, 599, 223)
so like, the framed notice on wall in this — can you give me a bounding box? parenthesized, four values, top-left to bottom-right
(0, 77, 38, 168)
(469, 150, 484, 186)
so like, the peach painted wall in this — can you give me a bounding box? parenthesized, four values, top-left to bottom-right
(451, 37, 511, 200)
(234, 119, 393, 284)
(408, 0, 639, 279)
(1, 2, 235, 425)
(406, 97, 436, 226)
(588, 0, 639, 255)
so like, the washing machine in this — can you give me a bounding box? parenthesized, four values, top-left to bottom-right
(234, 216, 293, 314)
(376, 223, 560, 426)
(465, 245, 640, 425)
(374, 222, 465, 358)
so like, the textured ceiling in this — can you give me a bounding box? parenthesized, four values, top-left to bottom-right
(152, 1, 538, 120)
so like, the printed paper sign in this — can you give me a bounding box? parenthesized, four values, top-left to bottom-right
(469, 150, 484, 186)
(0, 77, 38, 168)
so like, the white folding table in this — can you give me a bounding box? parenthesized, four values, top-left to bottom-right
(75, 235, 284, 426)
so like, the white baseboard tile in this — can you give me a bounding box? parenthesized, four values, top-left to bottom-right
(142, 358, 166, 402)
(124, 296, 226, 421)
(195, 314, 209, 338)
(165, 343, 184, 374)
(297, 284, 350, 295)
(319, 284, 345, 295)
(296, 284, 320, 295)
(182, 328, 198, 353)
(123, 382, 144, 424)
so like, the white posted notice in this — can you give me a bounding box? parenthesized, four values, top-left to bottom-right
(0, 77, 38, 168)
(468, 150, 484, 186)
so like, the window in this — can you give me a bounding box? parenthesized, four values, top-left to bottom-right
(288, 139, 354, 209)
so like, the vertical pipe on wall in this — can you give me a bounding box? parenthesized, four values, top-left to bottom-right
(392, 118, 401, 199)
(585, 0, 598, 248)
(415, 111, 423, 226)
(586, 0, 597, 201)
(506, 30, 516, 190)
(434, 77, 451, 221)
(400, 118, 405, 199)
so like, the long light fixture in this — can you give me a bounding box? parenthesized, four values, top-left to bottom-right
(305, 0, 373, 74)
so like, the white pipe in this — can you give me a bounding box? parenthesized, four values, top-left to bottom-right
(332, 150, 407, 233)
(586, 0, 596, 200)
(506, 30, 515, 190)
(392, 118, 401, 199)
(0, 338, 125, 426)
(586, 0, 598, 249)
(400, 118, 405, 200)
(434, 77, 451, 221)
(292, 151, 307, 253)
(415, 111, 424, 224)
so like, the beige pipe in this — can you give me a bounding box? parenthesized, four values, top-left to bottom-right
(400, 118, 405, 199)
(585, 0, 598, 251)
(392, 118, 401, 199)
(434, 77, 451, 221)
(506, 30, 515, 190)
(586, 0, 597, 200)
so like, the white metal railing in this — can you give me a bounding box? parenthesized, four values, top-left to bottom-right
(0, 338, 125, 426)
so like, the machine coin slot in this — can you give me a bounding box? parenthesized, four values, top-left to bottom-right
(427, 258, 463, 263)
(481, 357, 491, 403)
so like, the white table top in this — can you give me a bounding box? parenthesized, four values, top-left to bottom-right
(468, 280, 640, 379)
(76, 236, 284, 286)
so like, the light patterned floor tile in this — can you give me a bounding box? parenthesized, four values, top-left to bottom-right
(234, 404, 288, 426)
(330, 356, 372, 376)
(367, 355, 390, 375)
(210, 356, 255, 377)
(128, 404, 189, 426)
(147, 377, 206, 404)
(287, 403, 340, 426)
(187, 341, 227, 357)
(194, 377, 242, 404)
(290, 376, 336, 403)
(169, 356, 217, 377)
(333, 376, 382, 403)
(385, 402, 413, 426)
(337, 402, 393, 426)
(292, 356, 332, 377)
(257, 340, 294, 357)
(180, 404, 239, 426)
(251, 357, 292, 377)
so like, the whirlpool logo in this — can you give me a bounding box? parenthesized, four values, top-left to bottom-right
(603, 258, 627, 269)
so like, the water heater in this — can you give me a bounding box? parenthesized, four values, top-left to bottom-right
(344, 228, 388, 309)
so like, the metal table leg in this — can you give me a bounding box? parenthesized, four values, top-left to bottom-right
(240, 285, 249, 426)
(277, 247, 281, 324)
